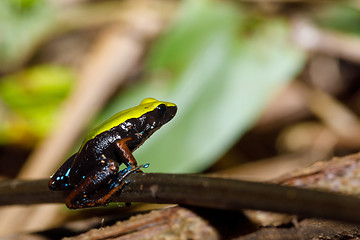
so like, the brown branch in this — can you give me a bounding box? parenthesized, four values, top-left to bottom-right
(1, 173, 360, 224)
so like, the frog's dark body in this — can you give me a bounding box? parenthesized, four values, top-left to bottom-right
(69, 116, 158, 186)
(48, 99, 177, 209)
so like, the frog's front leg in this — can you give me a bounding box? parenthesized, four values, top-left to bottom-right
(116, 137, 139, 168)
(65, 158, 119, 209)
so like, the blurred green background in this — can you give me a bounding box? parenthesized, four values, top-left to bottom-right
(1, 0, 360, 177)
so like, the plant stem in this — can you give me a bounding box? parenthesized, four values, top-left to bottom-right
(0, 173, 360, 224)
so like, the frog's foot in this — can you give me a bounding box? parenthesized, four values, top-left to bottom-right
(95, 163, 149, 204)
(119, 163, 149, 176)
(110, 163, 149, 191)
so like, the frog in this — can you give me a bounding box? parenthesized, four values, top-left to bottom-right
(48, 98, 177, 209)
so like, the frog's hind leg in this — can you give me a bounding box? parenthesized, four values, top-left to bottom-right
(65, 164, 148, 209)
(65, 158, 119, 209)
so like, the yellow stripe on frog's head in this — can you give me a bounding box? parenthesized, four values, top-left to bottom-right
(82, 98, 176, 145)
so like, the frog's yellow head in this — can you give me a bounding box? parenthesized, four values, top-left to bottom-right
(85, 98, 177, 143)
(126, 98, 177, 123)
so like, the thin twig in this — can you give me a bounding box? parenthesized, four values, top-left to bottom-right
(1, 173, 360, 224)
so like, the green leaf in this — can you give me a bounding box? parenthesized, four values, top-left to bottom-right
(312, 3, 360, 35)
(0, 65, 74, 145)
(101, 1, 305, 173)
(0, 0, 55, 70)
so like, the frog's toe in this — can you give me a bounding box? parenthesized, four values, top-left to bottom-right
(119, 163, 149, 176)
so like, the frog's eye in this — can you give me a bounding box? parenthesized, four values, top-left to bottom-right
(156, 104, 167, 116)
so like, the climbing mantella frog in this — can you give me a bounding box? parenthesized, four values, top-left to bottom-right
(48, 98, 177, 209)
